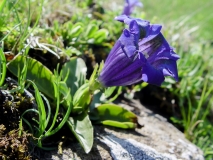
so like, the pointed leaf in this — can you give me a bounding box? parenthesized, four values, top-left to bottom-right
(70, 22, 83, 37)
(85, 24, 98, 38)
(59, 81, 72, 109)
(73, 83, 91, 114)
(93, 29, 108, 44)
(90, 104, 138, 129)
(102, 120, 136, 129)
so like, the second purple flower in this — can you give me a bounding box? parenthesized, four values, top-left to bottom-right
(122, 0, 143, 16)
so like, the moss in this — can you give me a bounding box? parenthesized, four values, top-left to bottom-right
(0, 125, 31, 160)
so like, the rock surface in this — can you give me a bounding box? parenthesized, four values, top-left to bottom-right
(42, 99, 204, 160)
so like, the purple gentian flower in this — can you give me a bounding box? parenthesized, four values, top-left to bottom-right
(122, 0, 143, 16)
(98, 15, 180, 87)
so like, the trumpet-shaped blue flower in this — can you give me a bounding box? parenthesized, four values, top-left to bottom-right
(122, 0, 143, 16)
(98, 15, 180, 87)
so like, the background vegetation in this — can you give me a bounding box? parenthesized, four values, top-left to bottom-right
(142, 0, 213, 158)
(0, 0, 213, 159)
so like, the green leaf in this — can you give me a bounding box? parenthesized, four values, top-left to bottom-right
(90, 104, 138, 129)
(85, 24, 98, 38)
(7, 55, 55, 99)
(67, 111, 93, 153)
(0, 0, 6, 13)
(133, 82, 148, 92)
(70, 22, 83, 37)
(170, 117, 183, 125)
(45, 81, 72, 137)
(102, 121, 136, 129)
(27, 80, 47, 137)
(104, 87, 117, 98)
(7, 54, 72, 111)
(89, 63, 98, 88)
(93, 29, 108, 44)
(73, 83, 91, 114)
(64, 46, 82, 56)
(61, 57, 87, 97)
(103, 86, 122, 102)
(0, 47, 6, 86)
(59, 81, 72, 106)
(89, 91, 106, 111)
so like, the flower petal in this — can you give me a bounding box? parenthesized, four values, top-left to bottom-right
(152, 59, 179, 81)
(105, 40, 122, 64)
(139, 53, 165, 86)
(115, 15, 150, 27)
(115, 15, 129, 23)
(138, 26, 163, 55)
(119, 29, 139, 57)
(129, 20, 140, 38)
(141, 24, 162, 43)
(141, 65, 165, 86)
(99, 52, 143, 86)
(139, 33, 180, 62)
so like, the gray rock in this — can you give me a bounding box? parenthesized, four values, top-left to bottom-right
(99, 134, 176, 160)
